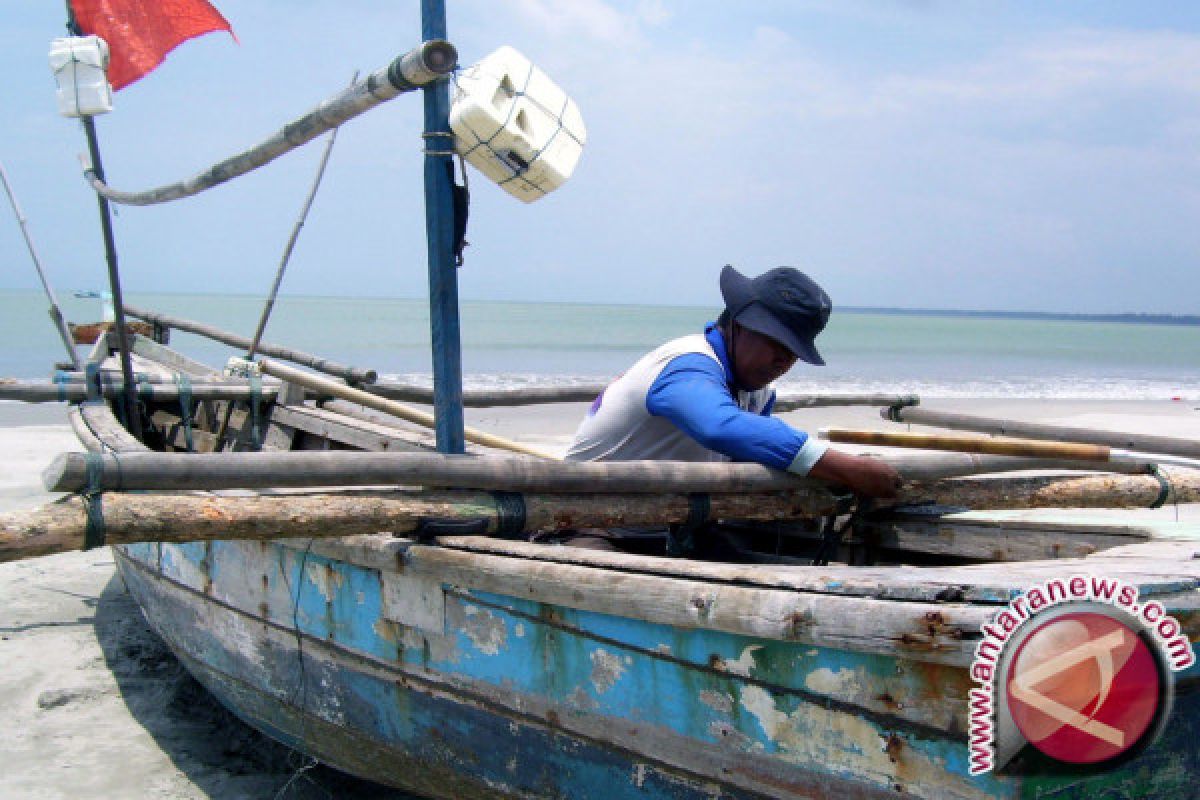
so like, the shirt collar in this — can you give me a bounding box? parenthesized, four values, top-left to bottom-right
(704, 321, 737, 388)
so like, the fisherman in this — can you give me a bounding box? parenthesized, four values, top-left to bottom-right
(549, 265, 900, 553)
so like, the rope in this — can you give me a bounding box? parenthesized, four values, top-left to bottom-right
(666, 493, 710, 558)
(1149, 466, 1173, 510)
(490, 491, 527, 538)
(82, 452, 106, 550)
(84, 362, 101, 401)
(249, 374, 263, 450)
(176, 373, 194, 452)
(450, 63, 581, 200)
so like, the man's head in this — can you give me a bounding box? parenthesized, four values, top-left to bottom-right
(718, 265, 832, 390)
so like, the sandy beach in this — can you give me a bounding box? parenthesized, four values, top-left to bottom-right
(1, 397, 1198, 798)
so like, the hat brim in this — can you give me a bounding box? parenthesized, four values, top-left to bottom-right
(735, 303, 826, 366)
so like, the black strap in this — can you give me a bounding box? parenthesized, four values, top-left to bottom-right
(1149, 466, 1172, 509)
(176, 373, 194, 452)
(82, 453, 106, 550)
(491, 491, 527, 539)
(666, 493, 710, 558)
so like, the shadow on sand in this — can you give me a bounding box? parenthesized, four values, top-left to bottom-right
(94, 570, 423, 799)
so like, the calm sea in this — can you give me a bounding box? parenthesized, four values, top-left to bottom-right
(2, 288, 1197, 399)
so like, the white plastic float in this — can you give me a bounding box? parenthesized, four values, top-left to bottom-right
(449, 46, 586, 203)
(49, 36, 113, 117)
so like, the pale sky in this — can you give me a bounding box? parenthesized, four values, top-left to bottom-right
(2, 1, 1199, 313)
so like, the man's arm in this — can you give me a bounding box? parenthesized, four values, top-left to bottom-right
(645, 355, 828, 471)
(647, 355, 899, 498)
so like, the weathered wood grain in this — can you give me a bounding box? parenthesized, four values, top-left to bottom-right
(0, 487, 837, 562)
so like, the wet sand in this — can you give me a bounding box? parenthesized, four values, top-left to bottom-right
(1, 397, 1198, 797)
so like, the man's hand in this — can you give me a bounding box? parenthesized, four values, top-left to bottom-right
(807, 449, 902, 499)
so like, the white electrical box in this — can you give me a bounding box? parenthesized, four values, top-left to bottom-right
(450, 46, 585, 203)
(49, 36, 113, 118)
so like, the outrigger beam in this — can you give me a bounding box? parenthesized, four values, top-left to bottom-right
(81, 40, 458, 206)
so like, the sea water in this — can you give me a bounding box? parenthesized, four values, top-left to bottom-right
(1, 288, 1197, 399)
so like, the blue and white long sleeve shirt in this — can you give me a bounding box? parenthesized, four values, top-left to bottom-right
(565, 323, 828, 474)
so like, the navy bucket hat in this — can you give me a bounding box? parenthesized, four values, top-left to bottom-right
(719, 265, 832, 366)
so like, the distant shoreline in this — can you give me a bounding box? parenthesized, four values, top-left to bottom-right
(0, 287, 1196, 326)
(824, 307, 1200, 327)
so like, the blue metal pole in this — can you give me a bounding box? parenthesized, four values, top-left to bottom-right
(420, 0, 465, 454)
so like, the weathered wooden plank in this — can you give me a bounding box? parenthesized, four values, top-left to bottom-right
(860, 517, 1146, 562)
(426, 532, 1200, 603)
(128, 334, 221, 377)
(259, 358, 555, 458)
(75, 401, 147, 453)
(270, 403, 433, 453)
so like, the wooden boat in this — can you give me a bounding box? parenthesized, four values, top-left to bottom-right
(26, 324, 1192, 800)
(12, 4, 1198, 796)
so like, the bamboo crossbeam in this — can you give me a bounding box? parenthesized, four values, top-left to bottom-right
(885, 406, 1200, 460)
(258, 358, 557, 459)
(0, 488, 836, 563)
(0, 379, 280, 404)
(83, 40, 458, 206)
(123, 305, 376, 384)
(367, 382, 608, 407)
(44, 450, 1141, 495)
(897, 467, 1200, 511)
(7, 467, 1199, 563)
(775, 393, 919, 411)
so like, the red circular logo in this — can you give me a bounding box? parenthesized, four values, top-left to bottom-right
(1005, 611, 1161, 765)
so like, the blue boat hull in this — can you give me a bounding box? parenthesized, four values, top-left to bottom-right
(112, 535, 1200, 799)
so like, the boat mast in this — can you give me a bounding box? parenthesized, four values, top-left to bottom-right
(66, 4, 143, 438)
(420, 0, 466, 454)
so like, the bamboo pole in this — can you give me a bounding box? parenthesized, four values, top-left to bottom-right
(83, 41, 458, 206)
(824, 429, 1110, 461)
(0, 487, 836, 563)
(44, 450, 1143, 495)
(258, 358, 557, 459)
(775, 393, 919, 411)
(367, 382, 608, 406)
(0, 379, 279, 404)
(0, 161, 80, 369)
(823, 428, 1200, 471)
(122, 305, 377, 385)
(896, 467, 1200, 511)
(7, 468, 1199, 563)
(885, 406, 1200, 460)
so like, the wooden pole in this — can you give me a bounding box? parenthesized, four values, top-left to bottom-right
(258, 358, 555, 459)
(80, 115, 142, 441)
(421, 0, 466, 455)
(0, 379, 279, 404)
(896, 467, 1200, 511)
(0, 487, 836, 563)
(822, 429, 1112, 461)
(885, 406, 1200, 460)
(775, 393, 919, 412)
(83, 41, 458, 206)
(367, 382, 608, 407)
(123, 304, 377, 384)
(823, 428, 1200, 471)
(0, 161, 80, 369)
(44, 449, 1142, 495)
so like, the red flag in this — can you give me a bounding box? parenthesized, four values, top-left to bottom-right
(69, 0, 235, 90)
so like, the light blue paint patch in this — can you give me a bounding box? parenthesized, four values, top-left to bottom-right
(119, 541, 158, 567)
(159, 541, 208, 585)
